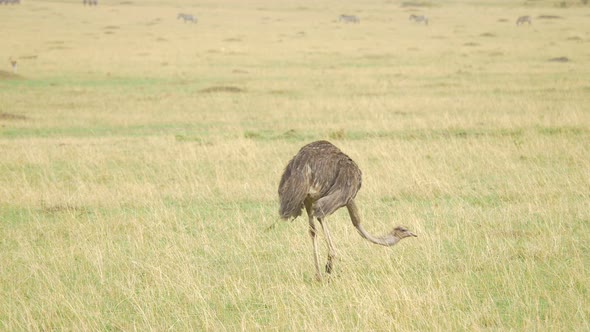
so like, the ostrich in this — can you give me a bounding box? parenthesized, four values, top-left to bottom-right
(278, 140, 417, 280)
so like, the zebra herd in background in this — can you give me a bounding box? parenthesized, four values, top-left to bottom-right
(0, 1, 531, 29)
(339, 13, 429, 25)
(0, 0, 545, 84)
(338, 13, 531, 27)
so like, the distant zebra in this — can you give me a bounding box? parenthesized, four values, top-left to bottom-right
(83, 0, 98, 5)
(409, 14, 428, 25)
(177, 13, 197, 23)
(338, 14, 360, 24)
(516, 15, 532, 26)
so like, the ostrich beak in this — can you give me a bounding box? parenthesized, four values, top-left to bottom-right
(408, 231, 417, 237)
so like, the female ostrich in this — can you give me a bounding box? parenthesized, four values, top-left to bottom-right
(278, 140, 417, 280)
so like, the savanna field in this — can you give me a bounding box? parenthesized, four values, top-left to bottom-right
(1, 0, 589, 330)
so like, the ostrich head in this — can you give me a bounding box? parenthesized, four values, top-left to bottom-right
(391, 226, 417, 239)
(370, 226, 417, 246)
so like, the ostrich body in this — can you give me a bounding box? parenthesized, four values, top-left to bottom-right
(278, 140, 416, 280)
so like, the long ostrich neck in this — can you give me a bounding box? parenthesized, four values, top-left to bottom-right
(346, 199, 400, 247)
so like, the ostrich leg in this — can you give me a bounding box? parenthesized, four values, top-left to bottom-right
(305, 200, 322, 280)
(318, 218, 337, 273)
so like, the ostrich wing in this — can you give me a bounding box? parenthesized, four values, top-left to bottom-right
(278, 161, 311, 219)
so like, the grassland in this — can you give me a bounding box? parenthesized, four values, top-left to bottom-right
(1, 0, 589, 330)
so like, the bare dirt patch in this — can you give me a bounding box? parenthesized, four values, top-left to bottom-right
(0, 112, 28, 120)
(200, 86, 245, 93)
(548, 56, 570, 62)
(268, 89, 290, 95)
(401, 1, 432, 7)
(41, 204, 90, 216)
(537, 15, 562, 19)
(0, 70, 22, 80)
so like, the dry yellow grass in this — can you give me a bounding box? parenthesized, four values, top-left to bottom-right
(1, 0, 589, 330)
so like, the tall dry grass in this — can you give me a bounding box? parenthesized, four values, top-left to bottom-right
(1, 0, 589, 330)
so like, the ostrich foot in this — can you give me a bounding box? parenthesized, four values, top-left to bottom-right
(325, 260, 333, 274)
